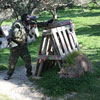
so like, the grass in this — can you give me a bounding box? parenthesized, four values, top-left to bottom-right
(34, 67, 100, 98)
(0, 49, 10, 70)
(1, 6, 100, 100)
(63, 51, 83, 66)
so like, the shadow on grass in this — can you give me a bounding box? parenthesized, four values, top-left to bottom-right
(88, 24, 100, 36)
(0, 64, 8, 70)
(76, 24, 100, 36)
(57, 8, 100, 19)
(36, 8, 100, 22)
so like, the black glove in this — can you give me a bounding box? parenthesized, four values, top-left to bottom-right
(6, 35, 12, 42)
(47, 19, 54, 24)
(28, 34, 33, 38)
(24, 26, 29, 33)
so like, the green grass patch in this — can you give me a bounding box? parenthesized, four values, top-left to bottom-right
(63, 51, 82, 66)
(33, 67, 100, 98)
(0, 49, 9, 70)
(0, 64, 8, 70)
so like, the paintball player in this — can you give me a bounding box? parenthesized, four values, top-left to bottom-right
(4, 13, 54, 80)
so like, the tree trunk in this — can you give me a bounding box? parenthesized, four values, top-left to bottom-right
(50, 7, 57, 21)
(53, 7, 57, 20)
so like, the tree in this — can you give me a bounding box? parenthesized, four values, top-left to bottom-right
(0, 0, 40, 19)
(91, 0, 100, 8)
(74, 0, 91, 7)
(0, 0, 75, 20)
(0, 0, 97, 20)
(37, 0, 74, 19)
(74, 0, 100, 10)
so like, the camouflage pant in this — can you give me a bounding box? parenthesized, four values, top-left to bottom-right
(7, 45, 32, 76)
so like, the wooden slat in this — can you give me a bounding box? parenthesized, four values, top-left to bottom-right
(46, 37, 51, 55)
(65, 27, 76, 51)
(66, 25, 79, 50)
(40, 37, 46, 54)
(35, 35, 46, 75)
(41, 37, 49, 54)
(71, 28, 79, 49)
(35, 59, 41, 75)
(37, 36, 50, 76)
(61, 26, 72, 53)
(65, 25, 78, 50)
(50, 35, 59, 55)
(56, 27, 69, 55)
(38, 55, 62, 60)
(50, 34, 62, 69)
(51, 28, 65, 58)
(65, 26, 77, 51)
(43, 30, 52, 36)
(37, 60, 44, 76)
(70, 32, 78, 50)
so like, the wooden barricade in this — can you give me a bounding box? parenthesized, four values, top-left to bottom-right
(35, 25, 79, 76)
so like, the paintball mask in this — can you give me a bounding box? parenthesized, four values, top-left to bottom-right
(21, 13, 38, 25)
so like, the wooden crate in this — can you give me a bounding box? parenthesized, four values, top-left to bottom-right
(35, 24, 79, 76)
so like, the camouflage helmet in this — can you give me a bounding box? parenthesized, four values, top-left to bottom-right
(21, 13, 30, 23)
(21, 13, 38, 25)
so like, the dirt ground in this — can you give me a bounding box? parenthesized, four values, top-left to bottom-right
(0, 65, 45, 100)
(0, 65, 77, 100)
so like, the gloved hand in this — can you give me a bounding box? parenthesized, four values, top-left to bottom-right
(6, 35, 12, 42)
(24, 26, 29, 33)
(47, 19, 54, 24)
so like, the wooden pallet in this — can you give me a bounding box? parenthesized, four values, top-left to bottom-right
(35, 25, 79, 76)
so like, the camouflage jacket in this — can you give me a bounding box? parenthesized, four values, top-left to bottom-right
(9, 20, 28, 47)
